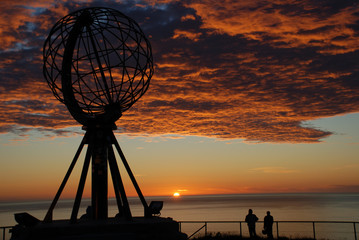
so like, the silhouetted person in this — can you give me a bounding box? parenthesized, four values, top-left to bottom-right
(263, 211, 274, 239)
(245, 209, 258, 238)
(80, 206, 92, 219)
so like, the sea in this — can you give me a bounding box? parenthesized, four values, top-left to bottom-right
(0, 193, 358, 240)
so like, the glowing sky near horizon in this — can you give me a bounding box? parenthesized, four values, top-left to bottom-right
(0, 0, 358, 200)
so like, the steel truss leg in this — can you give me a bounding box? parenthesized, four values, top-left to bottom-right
(111, 132, 150, 217)
(108, 145, 132, 220)
(70, 137, 93, 223)
(43, 132, 88, 222)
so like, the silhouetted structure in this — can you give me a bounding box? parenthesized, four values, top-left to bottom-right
(42, 7, 153, 222)
(245, 209, 258, 238)
(11, 7, 186, 240)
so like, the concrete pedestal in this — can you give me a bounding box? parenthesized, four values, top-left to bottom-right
(11, 217, 187, 240)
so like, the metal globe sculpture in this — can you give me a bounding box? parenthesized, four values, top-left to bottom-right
(43, 7, 153, 126)
(41, 7, 154, 223)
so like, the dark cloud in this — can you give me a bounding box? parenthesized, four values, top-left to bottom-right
(0, 0, 358, 143)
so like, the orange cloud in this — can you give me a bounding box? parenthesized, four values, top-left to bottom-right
(249, 167, 298, 174)
(0, 1, 69, 51)
(1, 0, 358, 143)
(185, 0, 359, 54)
(172, 29, 202, 41)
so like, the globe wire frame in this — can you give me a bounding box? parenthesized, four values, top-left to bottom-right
(43, 7, 154, 126)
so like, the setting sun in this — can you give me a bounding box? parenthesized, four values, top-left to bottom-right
(173, 192, 180, 197)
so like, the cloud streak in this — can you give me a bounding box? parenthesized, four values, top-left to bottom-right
(0, 0, 358, 143)
(250, 167, 298, 174)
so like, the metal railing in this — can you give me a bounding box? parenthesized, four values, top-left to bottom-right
(1, 226, 12, 240)
(1, 221, 358, 240)
(179, 220, 358, 240)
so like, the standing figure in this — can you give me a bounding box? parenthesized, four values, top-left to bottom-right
(245, 209, 258, 238)
(263, 211, 274, 239)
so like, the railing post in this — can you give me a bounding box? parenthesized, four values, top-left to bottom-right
(354, 222, 357, 240)
(276, 221, 279, 238)
(312, 222, 316, 240)
(205, 222, 207, 236)
(2, 227, 5, 240)
(240, 221, 242, 237)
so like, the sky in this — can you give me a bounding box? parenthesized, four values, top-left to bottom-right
(0, 0, 359, 201)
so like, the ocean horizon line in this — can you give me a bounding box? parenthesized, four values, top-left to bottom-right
(1, 192, 358, 203)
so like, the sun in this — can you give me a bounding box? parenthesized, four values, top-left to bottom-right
(173, 192, 180, 197)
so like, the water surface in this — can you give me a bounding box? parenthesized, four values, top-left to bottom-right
(1, 193, 358, 239)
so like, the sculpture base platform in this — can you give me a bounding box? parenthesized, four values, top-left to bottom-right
(11, 217, 187, 240)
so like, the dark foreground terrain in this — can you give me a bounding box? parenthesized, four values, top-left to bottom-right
(193, 233, 315, 240)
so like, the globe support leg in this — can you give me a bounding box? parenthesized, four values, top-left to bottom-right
(90, 128, 108, 220)
(111, 132, 150, 217)
(70, 141, 92, 223)
(108, 146, 132, 220)
(43, 132, 87, 223)
(43, 127, 150, 223)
